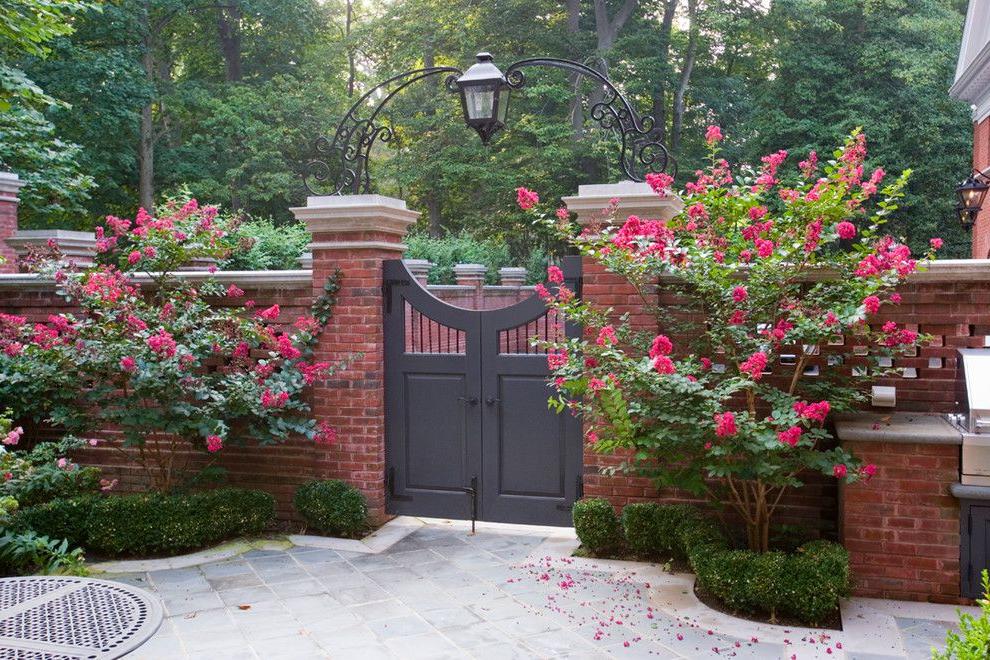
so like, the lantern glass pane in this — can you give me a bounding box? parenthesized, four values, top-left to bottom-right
(496, 89, 509, 123)
(464, 85, 496, 120)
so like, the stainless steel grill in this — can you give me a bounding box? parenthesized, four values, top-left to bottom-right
(950, 349, 990, 485)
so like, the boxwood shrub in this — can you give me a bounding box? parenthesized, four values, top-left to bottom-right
(16, 488, 274, 557)
(577, 500, 849, 625)
(572, 498, 624, 555)
(293, 480, 368, 537)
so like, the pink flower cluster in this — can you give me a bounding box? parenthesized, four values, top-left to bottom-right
(649, 334, 675, 374)
(206, 435, 223, 453)
(146, 329, 177, 358)
(855, 236, 916, 278)
(739, 352, 768, 380)
(645, 173, 674, 196)
(794, 400, 831, 423)
(516, 187, 540, 210)
(2, 426, 23, 446)
(261, 389, 289, 408)
(714, 411, 736, 437)
(777, 426, 802, 447)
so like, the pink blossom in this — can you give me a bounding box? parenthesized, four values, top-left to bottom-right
(232, 341, 250, 359)
(836, 221, 856, 240)
(547, 351, 568, 370)
(314, 421, 337, 445)
(261, 389, 289, 408)
(739, 352, 768, 380)
(799, 151, 818, 177)
(547, 265, 564, 284)
(146, 329, 177, 358)
(227, 284, 244, 298)
(586, 431, 599, 445)
(275, 334, 301, 359)
(824, 311, 839, 326)
(729, 310, 746, 325)
(704, 125, 723, 145)
(755, 238, 774, 258)
(297, 361, 331, 385)
(794, 400, 831, 423)
(588, 377, 606, 392)
(833, 464, 847, 478)
(646, 172, 674, 195)
(596, 326, 617, 346)
(777, 426, 802, 447)
(700, 357, 712, 370)
(142, 245, 157, 258)
(555, 207, 570, 220)
(127, 250, 141, 265)
(652, 355, 676, 375)
(748, 206, 768, 221)
(714, 411, 737, 437)
(120, 356, 137, 372)
(100, 478, 118, 492)
(863, 295, 881, 314)
(732, 286, 748, 303)
(930, 237, 943, 250)
(206, 435, 223, 453)
(890, 293, 902, 304)
(2, 426, 23, 446)
(860, 464, 877, 480)
(649, 334, 673, 358)
(257, 305, 280, 321)
(516, 187, 540, 210)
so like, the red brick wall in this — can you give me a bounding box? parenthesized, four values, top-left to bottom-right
(579, 263, 989, 544)
(841, 441, 961, 603)
(0, 277, 317, 521)
(975, 117, 990, 260)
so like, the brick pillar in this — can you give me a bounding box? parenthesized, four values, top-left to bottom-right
(454, 263, 486, 309)
(498, 267, 526, 287)
(562, 181, 682, 507)
(0, 172, 25, 273)
(291, 194, 419, 523)
(403, 258, 432, 286)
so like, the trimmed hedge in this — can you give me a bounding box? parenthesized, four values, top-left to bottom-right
(576, 500, 849, 625)
(16, 488, 274, 557)
(572, 498, 624, 555)
(293, 480, 367, 537)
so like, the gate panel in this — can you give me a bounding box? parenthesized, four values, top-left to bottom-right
(384, 261, 480, 520)
(384, 256, 581, 526)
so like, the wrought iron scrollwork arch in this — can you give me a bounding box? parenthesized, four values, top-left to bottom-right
(302, 66, 463, 196)
(503, 58, 676, 183)
(302, 56, 676, 196)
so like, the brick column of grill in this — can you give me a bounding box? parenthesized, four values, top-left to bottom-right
(291, 194, 419, 523)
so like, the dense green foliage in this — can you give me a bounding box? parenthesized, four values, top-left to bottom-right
(0, 0, 971, 257)
(571, 498, 624, 555)
(934, 570, 990, 660)
(220, 217, 310, 271)
(17, 488, 275, 556)
(293, 479, 368, 537)
(581, 500, 849, 625)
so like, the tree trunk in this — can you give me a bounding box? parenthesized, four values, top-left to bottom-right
(587, 0, 637, 179)
(671, 0, 698, 153)
(650, 0, 678, 142)
(346, 0, 355, 97)
(566, 0, 583, 141)
(217, 2, 242, 83)
(139, 25, 155, 212)
(427, 194, 442, 237)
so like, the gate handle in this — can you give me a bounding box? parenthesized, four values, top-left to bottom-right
(486, 397, 501, 406)
(458, 396, 479, 405)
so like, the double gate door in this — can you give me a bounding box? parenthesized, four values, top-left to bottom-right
(383, 257, 582, 526)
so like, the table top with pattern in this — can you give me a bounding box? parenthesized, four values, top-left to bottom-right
(0, 576, 163, 659)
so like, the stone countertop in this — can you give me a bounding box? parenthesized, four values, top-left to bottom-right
(834, 412, 962, 445)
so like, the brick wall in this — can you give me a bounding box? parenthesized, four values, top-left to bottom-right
(579, 261, 990, 545)
(841, 441, 961, 603)
(0, 273, 318, 521)
(975, 116, 990, 260)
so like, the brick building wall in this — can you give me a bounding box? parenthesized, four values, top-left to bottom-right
(974, 116, 990, 260)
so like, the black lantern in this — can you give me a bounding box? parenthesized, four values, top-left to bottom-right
(955, 172, 990, 231)
(454, 52, 511, 145)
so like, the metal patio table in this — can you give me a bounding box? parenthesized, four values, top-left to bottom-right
(0, 576, 163, 659)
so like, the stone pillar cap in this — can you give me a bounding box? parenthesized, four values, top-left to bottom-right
(562, 180, 683, 225)
(403, 258, 433, 267)
(290, 194, 420, 236)
(498, 266, 527, 274)
(0, 172, 26, 199)
(453, 263, 488, 275)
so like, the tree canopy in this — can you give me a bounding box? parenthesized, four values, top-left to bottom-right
(3, 0, 975, 257)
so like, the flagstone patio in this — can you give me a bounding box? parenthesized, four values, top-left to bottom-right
(100, 518, 971, 659)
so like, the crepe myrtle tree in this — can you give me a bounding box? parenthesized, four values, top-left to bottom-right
(519, 128, 941, 552)
(0, 196, 342, 492)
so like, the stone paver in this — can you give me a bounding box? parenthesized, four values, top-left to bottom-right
(102, 521, 962, 659)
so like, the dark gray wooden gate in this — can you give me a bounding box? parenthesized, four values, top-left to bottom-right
(961, 501, 990, 598)
(383, 257, 582, 526)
